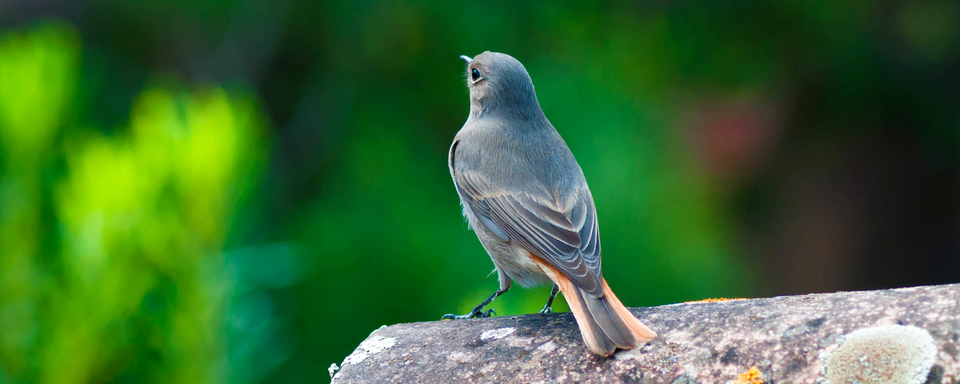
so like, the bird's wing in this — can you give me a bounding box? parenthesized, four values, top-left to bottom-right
(455, 171, 604, 297)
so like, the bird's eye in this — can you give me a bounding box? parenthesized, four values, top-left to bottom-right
(471, 68, 481, 82)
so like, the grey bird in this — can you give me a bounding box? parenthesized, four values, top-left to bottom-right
(443, 51, 657, 356)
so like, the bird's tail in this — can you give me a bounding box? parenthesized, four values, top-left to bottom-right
(536, 260, 657, 356)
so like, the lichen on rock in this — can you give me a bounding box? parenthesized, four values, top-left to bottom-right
(820, 325, 936, 384)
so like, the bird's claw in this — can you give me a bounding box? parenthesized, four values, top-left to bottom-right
(441, 308, 496, 320)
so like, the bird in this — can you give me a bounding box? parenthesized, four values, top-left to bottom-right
(443, 51, 657, 356)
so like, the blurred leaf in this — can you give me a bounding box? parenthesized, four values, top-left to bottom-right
(0, 23, 78, 161)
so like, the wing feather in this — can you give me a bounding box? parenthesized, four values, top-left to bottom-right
(455, 171, 604, 296)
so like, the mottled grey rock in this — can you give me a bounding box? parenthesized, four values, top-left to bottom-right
(332, 284, 960, 383)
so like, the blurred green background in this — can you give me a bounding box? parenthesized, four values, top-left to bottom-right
(1, 0, 958, 382)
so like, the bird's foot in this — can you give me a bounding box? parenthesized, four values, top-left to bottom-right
(441, 287, 507, 320)
(538, 284, 559, 315)
(441, 308, 496, 320)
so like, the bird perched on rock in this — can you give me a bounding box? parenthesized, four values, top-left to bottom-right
(444, 51, 657, 356)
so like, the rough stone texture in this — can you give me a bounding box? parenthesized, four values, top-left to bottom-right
(331, 284, 960, 383)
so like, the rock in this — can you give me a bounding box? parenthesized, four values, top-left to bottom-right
(332, 284, 960, 383)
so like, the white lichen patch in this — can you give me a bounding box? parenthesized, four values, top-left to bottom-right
(820, 325, 936, 384)
(613, 347, 644, 361)
(480, 327, 515, 340)
(447, 351, 476, 363)
(342, 336, 397, 365)
(507, 336, 533, 348)
(667, 330, 695, 343)
(537, 341, 557, 354)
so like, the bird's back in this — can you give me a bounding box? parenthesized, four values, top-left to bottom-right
(451, 116, 586, 204)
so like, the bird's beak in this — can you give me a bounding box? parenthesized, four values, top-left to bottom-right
(460, 55, 473, 64)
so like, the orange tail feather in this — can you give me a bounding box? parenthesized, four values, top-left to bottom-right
(533, 257, 656, 356)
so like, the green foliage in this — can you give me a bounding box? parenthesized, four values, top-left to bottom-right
(0, 24, 281, 383)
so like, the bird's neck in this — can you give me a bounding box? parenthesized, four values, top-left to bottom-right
(470, 92, 547, 124)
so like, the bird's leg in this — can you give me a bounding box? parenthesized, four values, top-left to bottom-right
(538, 284, 560, 314)
(442, 287, 509, 320)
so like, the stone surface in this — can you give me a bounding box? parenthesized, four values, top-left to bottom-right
(331, 284, 960, 383)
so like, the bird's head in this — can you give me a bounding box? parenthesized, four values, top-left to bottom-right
(461, 52, 543, 121)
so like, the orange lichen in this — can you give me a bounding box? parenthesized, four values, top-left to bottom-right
(733, 366, 763, 384)
(686, 297, 748, 303)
